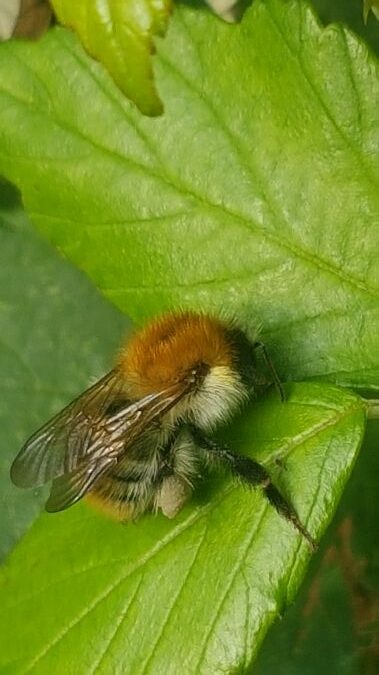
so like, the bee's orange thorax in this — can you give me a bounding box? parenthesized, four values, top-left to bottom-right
(117, 312, 234, 397)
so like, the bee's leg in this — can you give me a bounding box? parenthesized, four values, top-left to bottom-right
(189, 427, 317, 551)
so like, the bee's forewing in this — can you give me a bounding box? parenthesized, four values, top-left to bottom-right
(45, 455, 117, 513)
(44, 382, 191, 512)
(11, 372, 191, 496)
(10, 370, 124, 488)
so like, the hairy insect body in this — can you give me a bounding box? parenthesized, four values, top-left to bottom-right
(89, 426, 199, 520)
(11, 311, 317, 550)
(90, 352, 249, 520)
(86, 314, 253, 520)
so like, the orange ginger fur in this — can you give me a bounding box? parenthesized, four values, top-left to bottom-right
(117, 312, 235, 398)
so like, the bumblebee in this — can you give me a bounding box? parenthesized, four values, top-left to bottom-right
(11, 311, 316, 549)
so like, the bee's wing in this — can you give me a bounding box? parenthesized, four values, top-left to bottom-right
(35, 380, 192, 513)
(11, 371, 191, 497)
(10, 370, 126, 488)
(45, 455, 117, 513)
(43, 382, 190, 513)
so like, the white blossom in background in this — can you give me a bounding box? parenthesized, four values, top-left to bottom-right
(0, 0, 20, 39)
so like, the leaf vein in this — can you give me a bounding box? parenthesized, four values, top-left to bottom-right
(193, 503, 269, 671)
(141, 524, 208, 674)
(88, 576, 144, 675)
(55, 31, 163, 168)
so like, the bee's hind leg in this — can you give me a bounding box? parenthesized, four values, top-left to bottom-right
(189, 426, 317, 551)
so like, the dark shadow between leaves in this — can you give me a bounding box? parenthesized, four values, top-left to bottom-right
(0, 176, 21, 211)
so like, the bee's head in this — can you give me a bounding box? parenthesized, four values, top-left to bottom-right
(118, 312, 259, 430)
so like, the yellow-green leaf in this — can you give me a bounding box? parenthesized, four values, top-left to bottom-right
(51, 0, 172, 115)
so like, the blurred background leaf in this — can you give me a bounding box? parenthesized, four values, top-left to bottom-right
(0, 179, 129, 561)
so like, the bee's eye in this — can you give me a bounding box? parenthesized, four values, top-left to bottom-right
(189, 361, 210, 385)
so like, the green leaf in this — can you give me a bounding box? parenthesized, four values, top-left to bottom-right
(0, 0, 378, 392)
(0, 180, 129, 561)
(0, 383, 365, 674)
(51, 0, 172, 115)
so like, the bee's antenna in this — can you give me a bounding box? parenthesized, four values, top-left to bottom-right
(253, 341, 285, 402)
